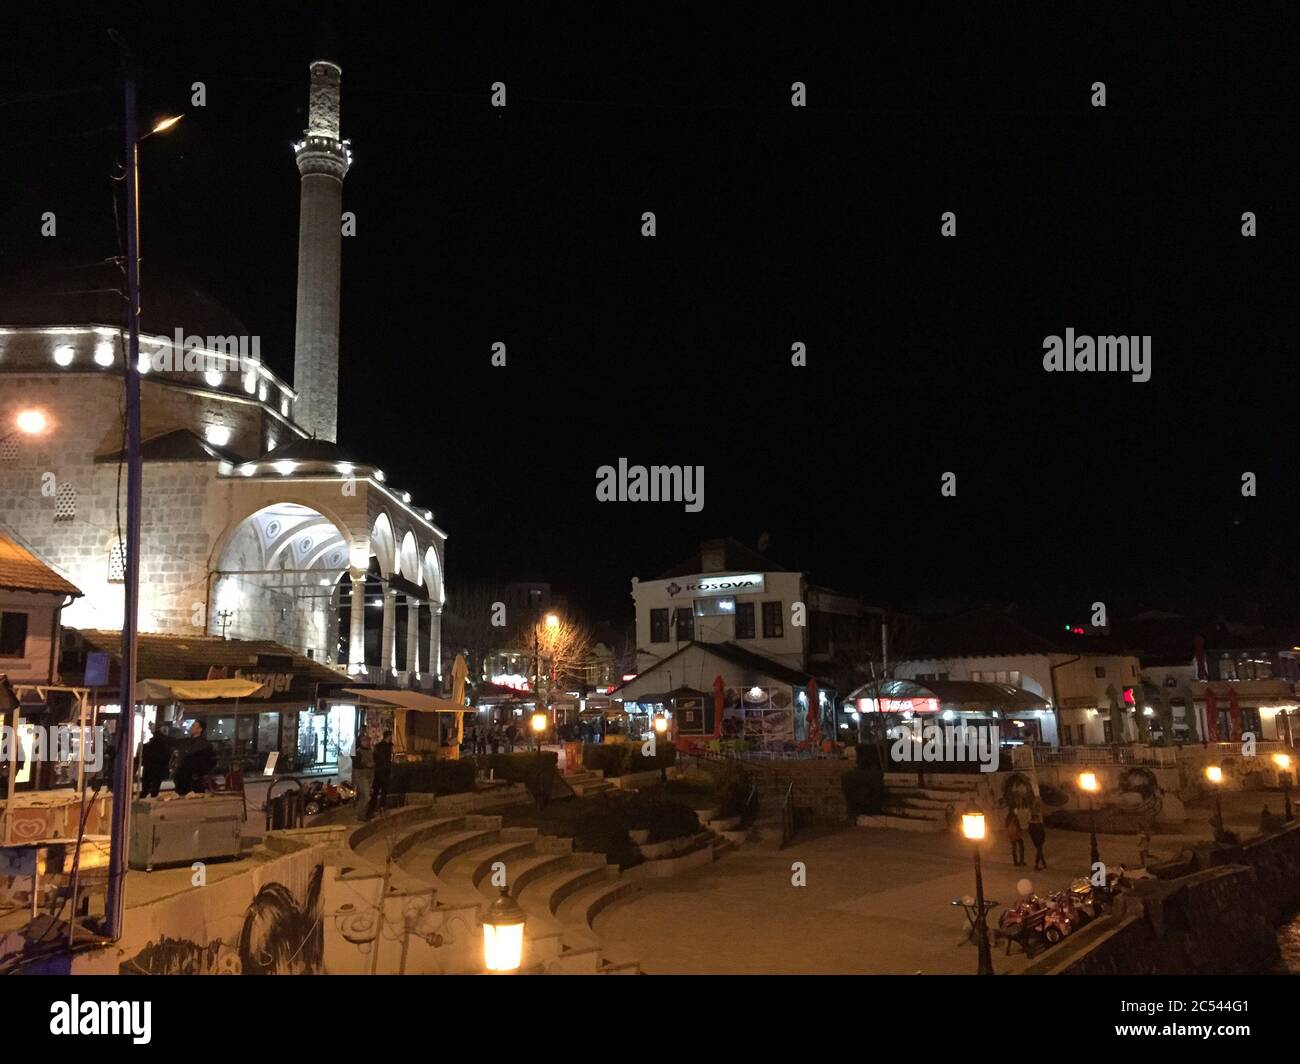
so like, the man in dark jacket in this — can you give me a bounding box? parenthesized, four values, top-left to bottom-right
(140, 722, 171, 797)
(174, 719, 216, 795)
(368, 729, 393, 818)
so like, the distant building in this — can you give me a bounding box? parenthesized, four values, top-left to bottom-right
(0, 531, 81, 684)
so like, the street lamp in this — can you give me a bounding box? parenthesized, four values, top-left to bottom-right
(960, 811, 994, 976)
(482, 886, 526, 973)
(653, 713, 669, 782)
(1206, 764, 1225, 838)
(103, 56, 185, 942)
(6, 409, 48, 441)
(1273, 754, 1294, 822)
(1078, 771, 1101, 868)
(531, 709, 548, 810)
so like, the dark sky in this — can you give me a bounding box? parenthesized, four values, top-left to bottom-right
(3, 2, 1295, 625)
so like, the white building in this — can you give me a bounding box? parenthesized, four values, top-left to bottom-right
(888, 607, 1145, 747)
(0, 57, 445, 687)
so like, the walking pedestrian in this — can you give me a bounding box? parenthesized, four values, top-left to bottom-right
(368, 729, 393, 818)
(1005, 806, 1025, 866)
(352, 729, 373, 820)
(1027, 801, 1047, 869)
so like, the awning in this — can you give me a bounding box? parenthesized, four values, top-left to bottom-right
(341, 688, 472, 714)
(135, 678, 269, 702)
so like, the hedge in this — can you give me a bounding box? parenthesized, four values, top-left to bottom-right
(582, 743, 629, 777)
(389, 759, 476, 797)
(712, 761, 759, 825)
(625, 741, 676, 774)
(624, 797, 700, 843)
(573, 808, 640, 869)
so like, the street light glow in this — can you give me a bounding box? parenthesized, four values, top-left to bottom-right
(1206, 765, 1223, 784)
(150, 114, 184, 135)
(1273, 753, 1291, 771)
(15, 409, 47, 435)
(530, 710, 547, 733)
(544, 612, 559, 629)
(482, 887, 526, 973)
(1078, 771, 1099, 793)
(961, 812, 986, 841)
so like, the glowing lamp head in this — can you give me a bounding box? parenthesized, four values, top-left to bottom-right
(482, 887, 526, 973)
(1078, 771, 1099, 794)
(530, 711, 547, 734)
(544, 613, 560, 629)
(15, 410, 47, 435)
(961, 812, 986, 841)
(1273, 753, 1292, 771)
(150, 114, 184, 135)
(1205, 765, 1223, 785)
(653, 715, 668, 734)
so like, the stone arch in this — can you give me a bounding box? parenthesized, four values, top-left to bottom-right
(423, 546, 444, 606)
(398, 530, 421, 587)
(370, 511, 397, 578)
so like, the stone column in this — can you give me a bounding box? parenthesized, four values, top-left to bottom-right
(429, 605, 443, 683)
(323, 582, 340, 665)
(348, 569, 366, 674)
(406, 596, 421, 678)
(380, 586, 397, 673)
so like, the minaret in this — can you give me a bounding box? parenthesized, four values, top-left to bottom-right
(291, 59, 351, 443)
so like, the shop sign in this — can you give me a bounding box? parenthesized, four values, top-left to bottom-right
(857, 697, 941, 715)
(233, 670, 293, 696)
(666, 573, 764, 598)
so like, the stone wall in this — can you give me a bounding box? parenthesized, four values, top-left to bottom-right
(1021, 822, 1300, 974)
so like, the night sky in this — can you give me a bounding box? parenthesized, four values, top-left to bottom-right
(3, 3, 1294, 625)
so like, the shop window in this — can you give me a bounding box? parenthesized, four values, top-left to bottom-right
(674, 607, 694, 642)
(734, 601, 755, 639)
(649, 608, 669, 643)
(0, 611, 28, 657)
(1102, 720, 1113, 743)
(694, 596, 735, 618)
(761, 601, 783, 639)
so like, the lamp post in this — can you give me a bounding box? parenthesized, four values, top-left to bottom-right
(653, 713, 669, 782)
(1078, 771, 1100, 868)
(1273, 754, 1294, 822)
(960, 811, 994, 976)
(103, 53, 184, 941)
(1206, 764, 1225, 838)
(530, 709, 548, 810)
(482, 885, 527, 973)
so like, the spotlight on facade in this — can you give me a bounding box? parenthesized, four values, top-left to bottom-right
(94, 341, 115, 367)
(482, 886, 526, 973)
(15, 410, 48, 435)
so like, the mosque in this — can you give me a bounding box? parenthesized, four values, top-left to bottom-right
(0, 58, 447, 695)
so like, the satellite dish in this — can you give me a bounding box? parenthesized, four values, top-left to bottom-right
(757, 532, 770, 554)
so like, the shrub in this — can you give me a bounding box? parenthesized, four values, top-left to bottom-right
(841, 767, 886, 816)
(625, 741, 677, 774)
(573, 808, 639, 869)
(713, 761, 758, 825)
(582, 743, 629, 777)
(389, 759, 476, 797)
(625, 797, 700, 843)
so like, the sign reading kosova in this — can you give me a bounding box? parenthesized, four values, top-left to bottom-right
(663, 573, 765, 598)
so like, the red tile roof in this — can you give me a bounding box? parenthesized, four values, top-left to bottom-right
(0, 532, 81, 597)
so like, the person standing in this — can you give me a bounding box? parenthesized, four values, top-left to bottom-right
(174, 720, 216, 795)
(368, 729, 393, 818)
(352, 729, 373, 820)
(1005, 806, 1025, 866)
(1138, 825, 1152, 867)
(1027, 802, 1047, 870)
(140, 722, 171, 798)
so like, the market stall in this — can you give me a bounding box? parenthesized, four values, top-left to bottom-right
(342, 688, 473, 759)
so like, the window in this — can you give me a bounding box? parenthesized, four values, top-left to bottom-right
(1094, 666, 1106, 678)
(649, 608, 669, 644)
(1061, 725, 1073, 745)
(761, 601, 783, 639)
(734, 601, 755, 639)
(916, 672, 950, 682)
(54, 482, 77, 522)
(694, 596, 735, 618)
(0, 612, 29, 657)
(674, 607, 694, 642)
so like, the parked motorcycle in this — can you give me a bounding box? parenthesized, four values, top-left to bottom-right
(302, 780, 354, 815)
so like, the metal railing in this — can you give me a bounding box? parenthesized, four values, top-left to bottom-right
(779, 782, 795, 849)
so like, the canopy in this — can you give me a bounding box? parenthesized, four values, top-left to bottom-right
(341, 688, 472, 714)
(135, 678, 269, 702)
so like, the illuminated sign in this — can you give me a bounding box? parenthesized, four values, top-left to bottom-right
(666, 573, 765, 598)
(490, 674, 532, 691)
(857, 697, 941, 715)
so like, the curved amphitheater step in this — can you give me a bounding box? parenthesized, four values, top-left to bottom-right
(347, 807, 642, 973)
(858, 773, 980, 832)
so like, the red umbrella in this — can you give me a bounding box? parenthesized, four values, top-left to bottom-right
(806, 678, 820, 745)
(1228, 687, 1243, 742)
(1205, 687, 1219, 742)
(711, 675, 725, 739)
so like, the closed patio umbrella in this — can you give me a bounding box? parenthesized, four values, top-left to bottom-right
(1205, 687, 1219, 742)
(806, 678, 820, 746)
(1227, 686, 1242, 742)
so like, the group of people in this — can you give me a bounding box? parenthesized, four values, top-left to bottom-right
(349, 728, 393, 820)
(1003, 802, 1049, 869)
(139, 719, 218, 798)
(464, 721, 522, 756)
